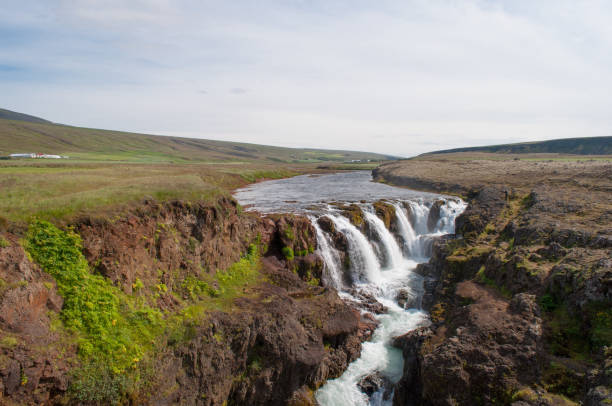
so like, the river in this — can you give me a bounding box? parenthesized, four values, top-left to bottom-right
(234, 171, 465, 406)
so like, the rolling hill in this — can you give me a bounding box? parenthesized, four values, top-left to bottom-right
(424, 136, 612, 156)
(0, 108, 53, 124)
(0, 109, 395, 163)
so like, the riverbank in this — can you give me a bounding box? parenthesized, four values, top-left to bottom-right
(373, 154, 612, 405)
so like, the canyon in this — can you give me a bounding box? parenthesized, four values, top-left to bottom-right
(0, 157, 610, 405)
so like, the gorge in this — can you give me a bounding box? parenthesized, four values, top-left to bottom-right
(1, 159, 610, 406)
(235, 171, 466, 405)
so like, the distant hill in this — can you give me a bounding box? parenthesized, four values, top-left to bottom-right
(0, 109, 396, 163)
(0, 108, 53, 124)
(424, 136, 612, 156)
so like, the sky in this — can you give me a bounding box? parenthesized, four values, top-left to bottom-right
(1, 0, 611, 157)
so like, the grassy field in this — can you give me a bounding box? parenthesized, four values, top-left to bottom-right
(0, 160, 309, 223)
(0, 111, 396, 224)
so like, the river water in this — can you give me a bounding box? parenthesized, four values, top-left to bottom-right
(234, 171, 465, 406)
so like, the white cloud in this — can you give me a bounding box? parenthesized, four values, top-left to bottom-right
(1, 0, 611, 156)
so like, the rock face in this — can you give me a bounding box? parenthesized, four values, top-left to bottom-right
(455, 187, 509, 236)
(0, 197, 375, 405)
(0, 234, 75, 405)
(76, 197, 273, 294)
(152, 284, 367, 405)
(376, 160, 612, 406)
(358, 371, 393, 400)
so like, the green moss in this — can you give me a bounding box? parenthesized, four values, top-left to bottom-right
(284, 225, 295, 241)
(305, 271, 320, 287)
(475, 266, 511, 298)
(181, 276, 217, 300)
(546, 304, 590, 359)
(0, 236, 9, 248)
(0, 336, 18, 349)
(24, 220, 164, 401)
(539, 294, 558, 312)
(586, 301, 612, 349)
(131, 278, 144, 292)
(282, 246, 295, 260)
(543, 361, 583, 400)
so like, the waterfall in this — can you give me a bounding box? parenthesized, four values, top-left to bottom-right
(405, 201, 431, 234)
(234, 171, 467, 406)
(311, 199, 465, 406)
(392, 202, 418, 258)
(435, 199, 466, 234)
(363, 210, 404, 270)
(328, 214, 381, 284)
(311, 216, 343, 290)
(392, 203, 434, 260)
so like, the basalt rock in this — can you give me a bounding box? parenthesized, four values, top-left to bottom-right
(391, 327, 432, 406)
(358, 371, 393, 400)
(427, 200, 445, 231)
(372, 200, 397, 231)
(0, 233, 76, 406)
(455, 187, 508, 236)
(413, 285, 543, 405)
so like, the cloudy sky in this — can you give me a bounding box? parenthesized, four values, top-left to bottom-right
(1, 1, 611, 156)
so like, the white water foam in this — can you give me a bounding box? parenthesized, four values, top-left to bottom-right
(315, 198, 465, 406)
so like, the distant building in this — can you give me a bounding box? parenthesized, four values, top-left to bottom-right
(10, 153, 36, 158)
(9, 153, 67, 159)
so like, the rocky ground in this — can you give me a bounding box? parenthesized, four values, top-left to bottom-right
(374, 154, 612, 405)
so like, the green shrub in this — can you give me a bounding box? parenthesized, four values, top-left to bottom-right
(281, 246, 294, 260)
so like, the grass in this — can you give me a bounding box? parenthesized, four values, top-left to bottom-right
(0, 161, 306, 223)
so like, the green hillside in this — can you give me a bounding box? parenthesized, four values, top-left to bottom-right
(425, 136, 611, 156)
(0, 108, 53, 124)
(0, 110, 395, 163)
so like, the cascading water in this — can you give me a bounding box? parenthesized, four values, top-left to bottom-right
(391, 202, 420, 259)
(314, 200, 465, 406)
(363, 209, 404, 270)
(328, 214, 381, 284)
(233, 171, 466, 406)
(311, 216, 343, 290)
(405, 200, 430, 235)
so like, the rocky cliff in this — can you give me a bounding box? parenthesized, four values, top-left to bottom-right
(0, 197, 376, 405)
(375, 158, 612, 406)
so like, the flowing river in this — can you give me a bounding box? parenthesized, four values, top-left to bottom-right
(234, 171, 465, 406)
